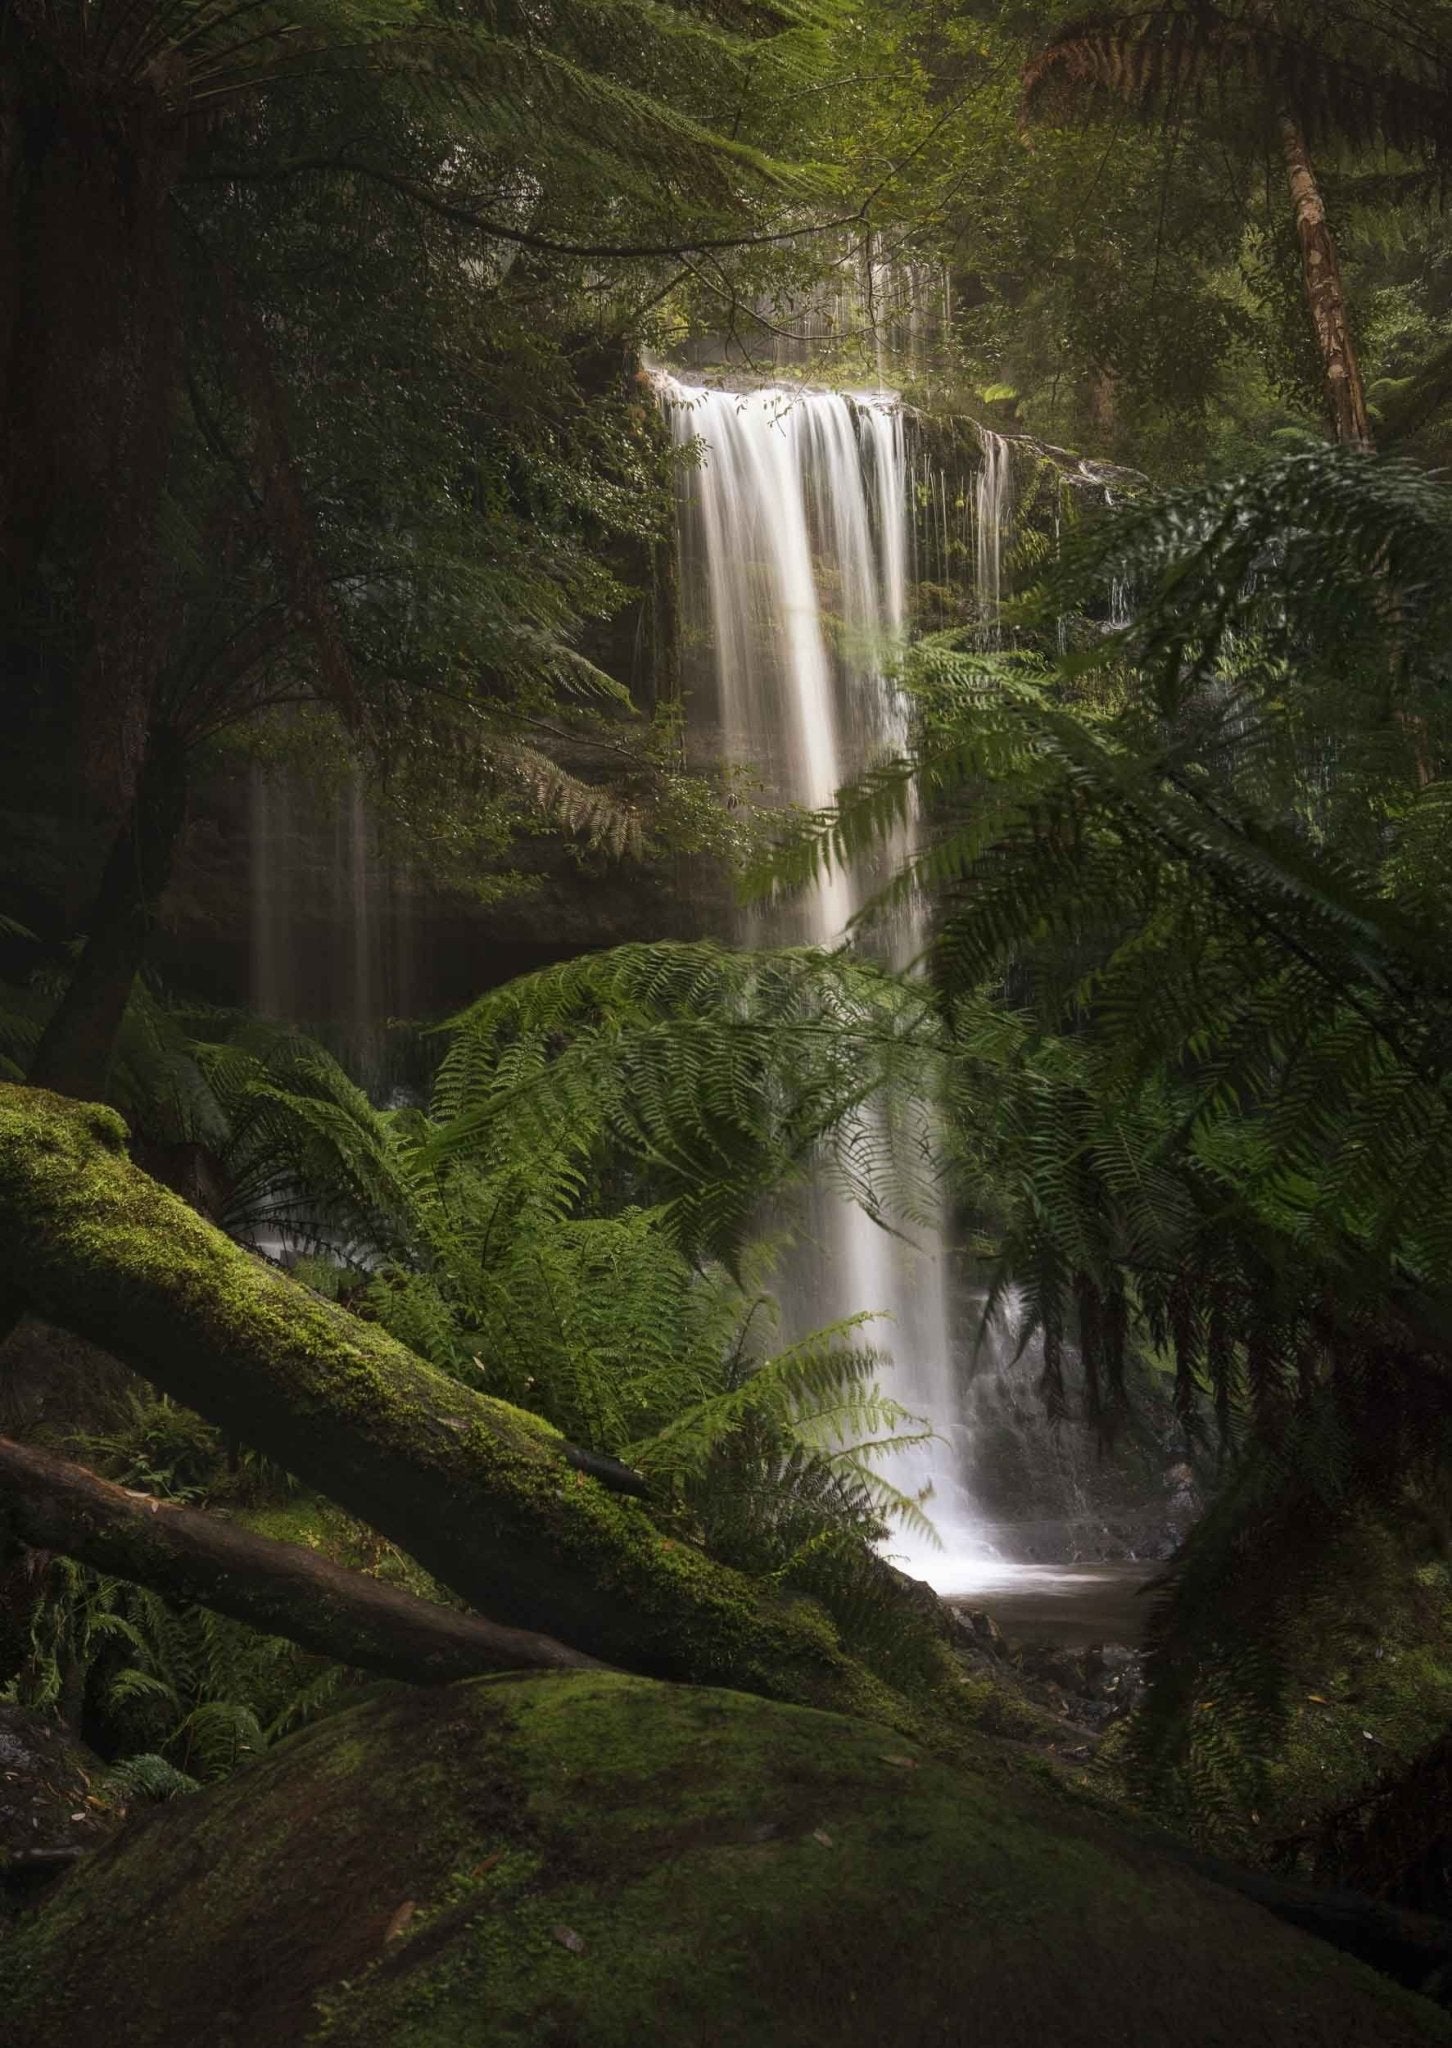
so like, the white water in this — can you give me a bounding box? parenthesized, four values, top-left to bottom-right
(248, 759, 403, 1088)
(663, 376, 992, 1592)
(974, 425, 1013, 642)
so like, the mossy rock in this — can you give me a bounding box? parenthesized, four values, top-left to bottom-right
(0, 1705, 115, 1872)
(2, 1673, 1447, 2048)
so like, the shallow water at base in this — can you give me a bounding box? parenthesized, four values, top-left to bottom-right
(945, 1561, 1157, 1647)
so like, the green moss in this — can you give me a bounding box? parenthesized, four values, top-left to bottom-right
(3, 1671, 1445, 2048)
(0, 1089, 957, 1733)
(235, 1498, 431, 1589)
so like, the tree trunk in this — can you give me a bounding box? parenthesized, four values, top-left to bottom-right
(27, 727, 189, 1102)
(0, 1435, 604, 1684)
(0, 1088, 931, 1730)
(1280, 115, 1373, 450)
(1, 26, 189, 722)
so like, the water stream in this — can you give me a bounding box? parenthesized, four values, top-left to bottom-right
(247, 759, 405, 1090)
(662, 376, 991, 1589)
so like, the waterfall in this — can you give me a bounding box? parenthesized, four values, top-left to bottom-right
(663, 376, 989, 1588)
(974, 425, 1013, 640)
(247, 759, 405, 1091)
(248, 761, 288, 1025)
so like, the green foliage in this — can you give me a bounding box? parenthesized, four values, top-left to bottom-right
(101, 1753, 204, 1805)
(757, 441, 1452, 1823)
(222, 977, 945, 1618)
(1024, 4, 1452, 162)
(4, 1554, 348, 1782)
(2, 959, 955, 1690)
(2, 1380, 360, 1780)
(428, 942, 945, 1256)
(3, 0, 860, 947)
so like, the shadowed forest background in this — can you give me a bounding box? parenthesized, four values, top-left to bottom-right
(8, 3, 1452, 2042)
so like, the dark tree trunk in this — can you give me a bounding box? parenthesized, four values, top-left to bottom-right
(1280, 115, 1373, 450)
(0, 60, 189, 793)
(0, 1435, 605, 1684)
(28, 727, 189, 1101)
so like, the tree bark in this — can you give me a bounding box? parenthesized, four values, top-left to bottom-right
(0, 1088, 924, 1729)
(0, 1435, 604, 1684)
(1280, 115, 1373, 450)
(27, 727, 189, 1102)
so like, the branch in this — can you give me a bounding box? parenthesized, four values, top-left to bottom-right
(186, 156, 867, 260)
(0, 1435, 604, 1683)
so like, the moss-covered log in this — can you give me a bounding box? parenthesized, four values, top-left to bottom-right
(0, 1088, 917, 1724)
(0, 1436, 604, 1683)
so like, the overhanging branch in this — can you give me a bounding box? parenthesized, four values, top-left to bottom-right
(185, 157, 867, 260)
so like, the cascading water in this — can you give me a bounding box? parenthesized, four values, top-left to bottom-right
(662, 376, 989, 1588)
(247, 759, 406, 1090)
(973, 425, 1013, 641)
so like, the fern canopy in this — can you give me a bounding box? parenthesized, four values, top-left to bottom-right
(1024, 3, 1452, 164)
(756, 441, 1452, 1818)
(12, 948, 953, 1683)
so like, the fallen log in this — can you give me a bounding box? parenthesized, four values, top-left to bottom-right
(1161, 1841, 1452, 2009)
(0, 1089, 914, 1725)
(0, 1435, 603, 1683)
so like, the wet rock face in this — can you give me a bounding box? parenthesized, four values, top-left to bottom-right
(947, 1609, 1146, 1742)
(962, 1335, 1208, 1565)
(0, 1705, 114, 1892)
(3, 1671, 1449, 2048)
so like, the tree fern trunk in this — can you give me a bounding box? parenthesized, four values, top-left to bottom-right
(1279, 115, 1373, 450)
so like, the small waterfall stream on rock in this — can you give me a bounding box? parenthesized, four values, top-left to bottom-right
(246, 756, 418, 1110)
(662, 376, 991, 1590)
(973, 427, 1012, 641)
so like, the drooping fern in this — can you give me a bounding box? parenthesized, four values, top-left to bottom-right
(428, 939, 947, 1260)
(1024, 3, 1452, 166)
(751, 443, 1452, 1824)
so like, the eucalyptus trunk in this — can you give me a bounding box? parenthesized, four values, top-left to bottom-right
(1279, 114, 1373, 450)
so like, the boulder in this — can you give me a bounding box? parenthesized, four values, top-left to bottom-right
(1, 1671, 1448, 2046)
(0, 1705, 111, 1870)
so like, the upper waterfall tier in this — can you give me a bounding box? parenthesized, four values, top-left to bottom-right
(660, 377, 909, 841)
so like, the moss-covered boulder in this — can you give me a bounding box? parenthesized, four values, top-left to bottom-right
(3, 1673, 1448, 2047)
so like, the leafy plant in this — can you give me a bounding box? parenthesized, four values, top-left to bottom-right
(3, 1554, 349, 1781)
(754, 441, 1452, 1825)
(0, 947, 960, 1710)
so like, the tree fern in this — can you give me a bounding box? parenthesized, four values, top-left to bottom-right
(749, 442, 1452, 1819)
(1024, 4, 1452, 164)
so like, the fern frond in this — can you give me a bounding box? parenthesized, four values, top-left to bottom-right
(1025, 4, 1452, 165)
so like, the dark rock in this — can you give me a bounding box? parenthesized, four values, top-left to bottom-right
(0, 1704, 115, 1904)
(949, 1607, 1007, 1658)
(2, 1671, 1446, 2047)
(0, 1317, 137, 1444)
